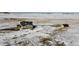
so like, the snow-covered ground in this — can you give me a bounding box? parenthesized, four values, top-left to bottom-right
(0, 23, 79, 46)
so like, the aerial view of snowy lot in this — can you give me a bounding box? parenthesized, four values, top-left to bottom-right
(0, 12, 79, 46)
